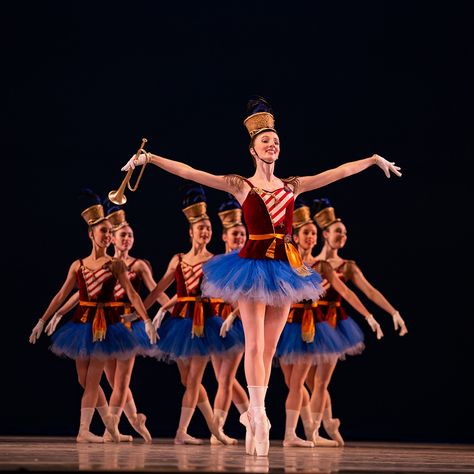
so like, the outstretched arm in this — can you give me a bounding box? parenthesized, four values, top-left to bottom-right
(297, 155, 401, 195)
(348, 262, 408, 336)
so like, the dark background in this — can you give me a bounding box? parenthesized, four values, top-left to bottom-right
(3, 2, 473, 443)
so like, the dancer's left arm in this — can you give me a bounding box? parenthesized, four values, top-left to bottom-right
(297, 155, 401, 195)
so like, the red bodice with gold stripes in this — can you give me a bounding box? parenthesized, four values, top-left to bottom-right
(238, 180, 296, 261)
(113, 258, 141, 301)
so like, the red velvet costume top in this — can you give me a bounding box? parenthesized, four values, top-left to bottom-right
(238, 179, 297, 261)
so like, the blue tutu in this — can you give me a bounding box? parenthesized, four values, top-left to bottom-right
(230, 317, 245, 345)
(50, 321, 139, 360)
(202, 251, 324, 306)
(130, 320, 160, 358)
(155, 314, 244, 363)
(276, 321, 348, 365)
(336, 317, 365, 357)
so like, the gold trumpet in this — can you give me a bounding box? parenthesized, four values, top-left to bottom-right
(108, 138, 149, 205)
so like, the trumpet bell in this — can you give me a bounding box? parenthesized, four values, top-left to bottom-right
(108, 189, 127, 205)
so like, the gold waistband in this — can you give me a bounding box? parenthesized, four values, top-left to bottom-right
(291, 301, 341, 309)
(249, 233, 286, 240)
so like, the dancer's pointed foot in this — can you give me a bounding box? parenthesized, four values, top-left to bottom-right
(103, 430, 133, 443)
(130, 413, 152, 444)
(103, 414, 120, 443)
(283, 435, 314, 448)
(313, 435, 339, 447)
(76, 430, 104, 443)
(239, 411, 256, 455)
(323, 418, 344, 446)
(174, 431, 205, 445)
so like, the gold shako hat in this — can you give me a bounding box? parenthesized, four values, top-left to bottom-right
(79, 188, 107, 226)
(292, 197, 313, 230)
(312, 198, 341, 230)
(181, 184, 209, 224)
(243, 96, 276, 138)
(107, 208, 129, 231)
(218, 194, 243, 229)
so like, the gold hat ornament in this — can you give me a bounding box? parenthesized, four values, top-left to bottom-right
(81, 204, 107, 226)
(243, 96, 276, 138)
(183, 201, 209, 224)
(293, 205, 313, 230)
(218, 207, 243, 229)
(107, 209, 129, 231)
(312, 198, 341, 230)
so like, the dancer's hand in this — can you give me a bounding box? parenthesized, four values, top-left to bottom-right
(45, 312, 63, 336)
(29, 319, 45, 344)
(121, 151, 149, 172)
(220, 312, 236, 337)
(392, 310, 408, 336)
(144, 319, 158, 344)
(373, 154, 402, 178)
(121, 311, 139, 323)
(366, 314, 384, 340)
(152, 307, 166, 330)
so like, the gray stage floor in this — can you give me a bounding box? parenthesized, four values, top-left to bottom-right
(0, 436, 473, 473)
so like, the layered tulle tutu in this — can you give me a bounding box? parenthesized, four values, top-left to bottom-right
(276, 321, 348, 365)
(336, 316, 365, 356)
(130, 320, 161, 357)
(201, 251, 324, 306)
(50, 321, 140, 360)
(155, 314, 244, 362)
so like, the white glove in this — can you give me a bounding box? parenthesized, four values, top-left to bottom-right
(392, 311, 408, 336)
(144, 319, 158, 344)
(29, 319, 45, 344)
(366, 314, 384, 340)
(45, 312, 63, 336)
(152, 307, 166, 330)
(373, 154, 402, 178)
(121, 152, 149, 172)
(220, 313, 236, 338)
(121, 311, 139, 323)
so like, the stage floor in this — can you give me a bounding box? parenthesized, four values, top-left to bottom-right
(0, 436, 473, 473)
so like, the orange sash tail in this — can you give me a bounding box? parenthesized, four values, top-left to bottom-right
(289, 302, 319, 343)
(249, 233, 312, 276)
(176, 296, 223, 338)
(79, 301, 128, 342)
(317, 301, 341, 328)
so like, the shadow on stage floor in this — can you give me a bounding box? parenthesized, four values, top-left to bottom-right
(0, 436, 473, 473)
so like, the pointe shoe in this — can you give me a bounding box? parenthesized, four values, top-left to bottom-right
(283, 435, 314, 448)
(130, 413, 152, 444)
(103, 414, 120, 443)
(210, 416, 238, 445)
(239, 411, 256, 455)
(254, 415, 270, 457)
(323, 418, 344, 446)
(313, 435, 339, 447)
(210, 433, 238, 445)
(76, 430, 104, 443)
(103, 429, 133, 443)
(174, 431, 205, 445)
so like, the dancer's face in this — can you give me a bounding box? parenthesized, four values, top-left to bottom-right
(222, 225, 247, 251)
(90, 220, 112, 248)
(250, 131, 280, 164)
(112, 225, 134, 252)
(293, 223, 317, 251)
(323, 221, 347, 249)
(190, 219, 212, 246)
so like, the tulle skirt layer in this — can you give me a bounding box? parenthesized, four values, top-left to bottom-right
(50, 321, 141, 360)
(202, 252, 324, 306)
(155, 315, 244, 363)
(336, 317, 365, 356)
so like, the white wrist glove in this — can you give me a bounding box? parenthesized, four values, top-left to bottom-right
(121, 152, 149, 172)
(144, 319, 158, 344)
(392, 311, 408, 336)
(220, 312, 236, 338)
(373, 154, 402, 178)
(121, 311, 139, 323)
(45, 312, 63, 336)
(29, 319, 45, 344)
(152, 307, 166, 330)
(366, 314, 384, 340)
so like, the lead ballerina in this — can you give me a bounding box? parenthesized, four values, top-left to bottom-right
(120, 96, 402, 456)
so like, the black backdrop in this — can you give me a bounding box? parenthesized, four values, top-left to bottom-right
(3, 2, 473, 443)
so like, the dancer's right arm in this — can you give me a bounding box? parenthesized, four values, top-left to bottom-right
(121, 152, 249, 203)
(143, 254, 180, 310)
(29, 261, 79, 343)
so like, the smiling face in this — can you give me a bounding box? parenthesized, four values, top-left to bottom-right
(112, 225, 134, 252)
(250, 131, 280, 165)
(189, 219, 212, 246)
(293, 222, 318, 251)
(222, 224, 247, 251)
(323, 221, 348, 250)
(89, 219, 112, 249)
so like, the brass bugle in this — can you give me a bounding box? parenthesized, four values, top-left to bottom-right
(108, 138, 148, 205)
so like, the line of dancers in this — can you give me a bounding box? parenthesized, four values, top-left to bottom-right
(29, 96, 407, 456)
